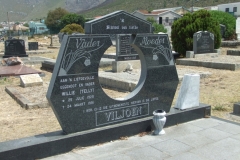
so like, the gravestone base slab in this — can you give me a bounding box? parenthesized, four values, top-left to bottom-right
(0, 103, 211, 160)
(194, 53, 219, 58)
(3, 54, 28, 58)
(227, 50, 240, 56)
(41, 60, 56, 71)
(112, 60, 141, 72)
(214, 49, 221, 54)
(186, 51, 194, 58)
(48, 45, 60, 49)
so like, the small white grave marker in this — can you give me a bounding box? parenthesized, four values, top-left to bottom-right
(236, 17, 240, 40)
(175, 74, 200, 110)
(20, 74, 43, 88)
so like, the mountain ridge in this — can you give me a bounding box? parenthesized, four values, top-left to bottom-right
(0, 0, 239, 22)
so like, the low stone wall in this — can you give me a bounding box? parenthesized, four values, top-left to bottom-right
(221, 41, 240, 47)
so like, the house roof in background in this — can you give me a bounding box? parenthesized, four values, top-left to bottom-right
(137, 10, 168, 15)
(153, 6, 191, 13)
(134, 9, 183, 17)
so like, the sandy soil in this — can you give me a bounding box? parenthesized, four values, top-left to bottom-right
(0, 37, 240, 143)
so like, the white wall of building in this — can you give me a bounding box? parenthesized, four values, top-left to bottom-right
(218, 2, 240, 17)
(133, 11, 181, 26)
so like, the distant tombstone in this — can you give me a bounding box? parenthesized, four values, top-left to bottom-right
(47, 34, 178, 134)
(28, 42, 38, 50)
(3, 39, 28, 58)
(19, 35, 28, 50)
(116, 34, 138, 61)
(219, 24, 226, 38)
(193, 31, 214, 54)
(51, 35, 60, 47)
(236, 17, 240, 40)
(85, 10, 153, 61)
(58, 32, 65, 43)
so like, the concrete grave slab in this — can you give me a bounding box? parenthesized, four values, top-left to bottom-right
(0, 65, 43, 76)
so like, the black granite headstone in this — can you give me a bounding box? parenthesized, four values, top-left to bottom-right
(193, 31, 214, 54)
(3, 39, 28, 58)
(85, 10, 152, 35)
(85, 10, 153, 61)
(116, 34, 138, 61)
(28, 42, 38, 50)
(47, 34, 179, 134)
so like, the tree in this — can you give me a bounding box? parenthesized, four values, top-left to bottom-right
(60, 13, 85, 29)
(23, 23, 29, 27)
(171, 10, 221, 57)
(209, 10, 236, 40)
(45, 7, 69, 33)
(153, 23, 167, 33)
(60, 23, 84, 34)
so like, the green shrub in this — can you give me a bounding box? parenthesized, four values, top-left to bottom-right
(60, 23, 84, 34)
(146, 17, 156, 24)
(153, 23, 167, 33)
(171, 10, 221, 57)
(146, 17, 167, 33)
(60, 13, 85, 29)
(209, 10, 236, 40)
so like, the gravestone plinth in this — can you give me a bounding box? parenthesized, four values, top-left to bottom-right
(47, 34, 178, 134)
(193, 31, 214, 54)
(3, 39, 28, 58)
(236, 17, 240, 40)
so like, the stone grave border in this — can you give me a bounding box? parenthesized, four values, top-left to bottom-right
(176, 58, 240, 71)
(0, 104, 211, 160)
(5, 86, 49, 109)
(227, 50, 240, 56)
(221, 41, 240, 47)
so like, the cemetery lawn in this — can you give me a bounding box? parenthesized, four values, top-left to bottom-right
(0, 39, 240, 142)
